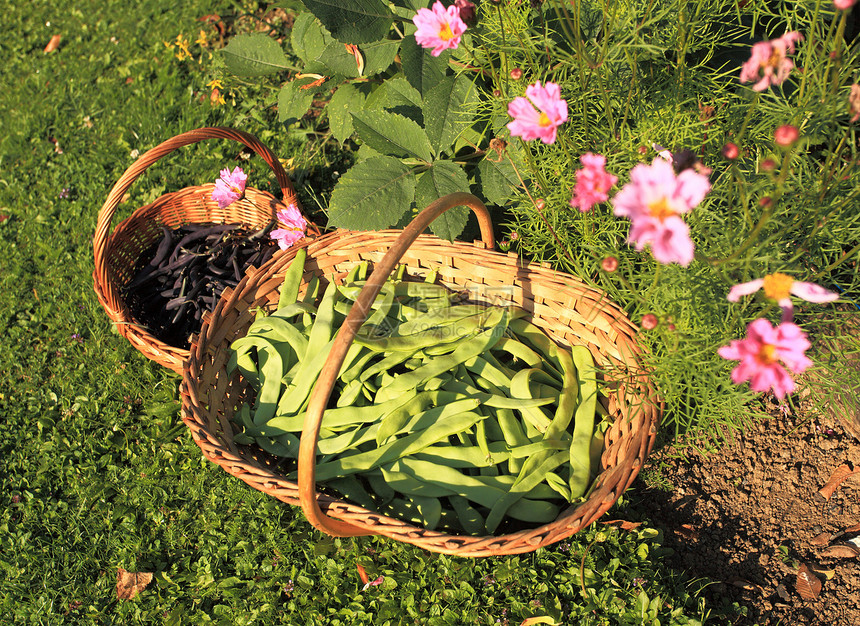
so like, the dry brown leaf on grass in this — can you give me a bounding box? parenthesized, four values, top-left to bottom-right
(44, 34, 61, 53)
(818, 461, 860, 500)
(116, 568, 153, 600)
(796, 563, 823, 600)
(600, 519, 643, 531)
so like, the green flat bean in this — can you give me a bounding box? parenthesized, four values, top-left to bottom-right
(568, 345, 598, 498)
(307, 410, 485, 481)
(278, 248, 307, 311)
(448, 495, 485, 535)
(485, 450, 569, 532)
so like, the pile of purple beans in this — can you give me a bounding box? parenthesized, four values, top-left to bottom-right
(123, 222, 278, 349)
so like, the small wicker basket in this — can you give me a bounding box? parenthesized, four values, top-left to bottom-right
(93, 126, 319, 374)
(180, 193, 660, 556)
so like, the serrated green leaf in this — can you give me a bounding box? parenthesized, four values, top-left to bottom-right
(290, 12, 333, 66)
(362, 39, 401, 76)
(351, 110, 433, 162)
(328, 156, 415, 230)
(423, 74, 476, 156)
(327, 84, 368, 142)
(365, 76, 423, 124)
(300, 0, 394, 44)
(317, 41, 362, 78)
(278, 78, 317, 125)
(414, 161, 471, 241)
(478, 156, 522, 206)
(220, 34, 290, 77)
(400, 36, 448, 96)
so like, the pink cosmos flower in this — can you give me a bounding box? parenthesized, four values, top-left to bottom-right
(739, 32, 803, 92)
(212, 166, 247, 209)
(506, 81, 568, 145)
(569, 153, 618, 212)
(727, 272, 838, 312)
(834, 0, 857, 9)
(611, 158, 710, 266)
(718, 318, 813, 399)
(270, 204, 308, 250)
(413, 1, 467, 57)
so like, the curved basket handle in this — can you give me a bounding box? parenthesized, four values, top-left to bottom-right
(298, 192, 495, 537)
(93, 126, 300, 280)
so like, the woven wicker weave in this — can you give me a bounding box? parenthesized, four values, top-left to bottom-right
(93, 127, 319, 374)
(180, 193, 660, 556)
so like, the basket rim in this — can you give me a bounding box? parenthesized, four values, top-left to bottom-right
(180, 227, 662, 556)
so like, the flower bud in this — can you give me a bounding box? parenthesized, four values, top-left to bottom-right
(535, 198, 545, 210)
(454, 0, 477, 26)
(722, 142, 739, 160)
(774, 124, 799, 146)
(601, 256, 619, 272)
(509, 67, 523, 80)
(640, 313, 658, 330)
(761, 158, 776, 172)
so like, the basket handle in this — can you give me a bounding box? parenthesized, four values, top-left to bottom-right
(93, 126, 300, 280)
(298, 192, 495, 537)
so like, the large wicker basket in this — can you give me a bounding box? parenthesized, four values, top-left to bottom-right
(180, 193, 660, 556)
(93, 126, 319, 374)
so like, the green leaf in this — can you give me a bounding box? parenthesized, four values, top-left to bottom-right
(365, 76, 423, 124)
(220, 34, 290, 77)
(317, 42, 362, 78)
(327, 83, 368, 143)
(278, 78, 318, 125)
(362, 39, 401, 76)
(328, 156, 415, 230)
(351, 110, 433, 162)
(414, 161, 471, 241)
(299, 0, 394, 44)
(423, 74, 477, 156)
(290, 12, 333, 67)
(399, 36, 448, 96)
(477, 147, 527, 206)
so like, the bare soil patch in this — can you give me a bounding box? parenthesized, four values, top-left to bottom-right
(625, 402, 860, 625)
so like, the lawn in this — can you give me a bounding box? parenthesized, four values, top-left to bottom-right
(2, 0, 857, 624)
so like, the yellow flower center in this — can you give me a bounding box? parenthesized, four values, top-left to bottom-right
(439, 22, 454, 41)
(229, 185, 243, 195)
(762, 272, 794, 301)
(647, 197, 675, 220)
(538, 112, 552, 127)
(757, 343, 777, 365)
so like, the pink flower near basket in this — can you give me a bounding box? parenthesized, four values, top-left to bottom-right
(611, 158, 710, 266)
(718, 318, 813, 399)
(413, 1, 467, 57)
(507, 81, 568, 145)
(739, 32, 803, 92)
(569, 153, 618, 212)
(211, 166, 247, 209)
(270, 204, 308, 250)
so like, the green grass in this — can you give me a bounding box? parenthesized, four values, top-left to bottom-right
(0, 1, 743, 623)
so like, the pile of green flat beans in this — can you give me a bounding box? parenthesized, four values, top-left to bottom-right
(228, 248, 607, 535)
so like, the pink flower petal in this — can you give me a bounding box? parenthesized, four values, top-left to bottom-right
(506, 81, 568, 145)
(790, 281, 839, 303)
(413, 1, 467, 57)
(727, 279, 765, 302)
